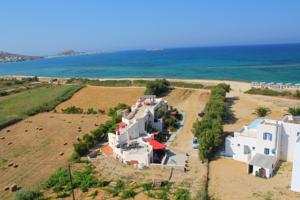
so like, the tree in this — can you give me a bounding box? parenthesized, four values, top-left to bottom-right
(255, 107, 271, 117)
(192, 84, 230, 161)
(144, 79, 170, 96)
(288, 107, 300, 116)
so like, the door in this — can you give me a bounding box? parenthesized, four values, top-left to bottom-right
(248, 165, 253, 174)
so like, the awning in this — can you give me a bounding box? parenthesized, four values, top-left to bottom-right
(249, 153, 277, 169)
(146, 139, 166, 150)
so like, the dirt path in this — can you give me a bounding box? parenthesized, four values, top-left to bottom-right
(165, 88, 210, 197)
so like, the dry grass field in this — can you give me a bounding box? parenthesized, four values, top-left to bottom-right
(56, 86, 145, 112)
(0, 113, 108, 200)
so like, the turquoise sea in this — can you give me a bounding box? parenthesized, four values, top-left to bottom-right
(1, 44, 300, 83)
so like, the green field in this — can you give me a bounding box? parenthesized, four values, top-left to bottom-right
(0, 85, 83, 128)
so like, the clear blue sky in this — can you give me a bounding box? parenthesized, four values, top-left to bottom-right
(1, 0, 300, 55)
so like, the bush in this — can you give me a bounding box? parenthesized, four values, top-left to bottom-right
(121, 189, 136, 199)
(288, 107, 300, 116)
(86, 108, 97, 114)
(255, 107, 271, 117)
(144, 79, 170, 96)
(141, 183, 153, 191)
(14, 189, 42, 200)
(74, 141, 90, 156)
(295, 90, 300, 99)
(61, 106, 83, 114)
(45, 166, 70, 192)
(245, 88, 291, 96)
(98, 179, 111, 187)
(174, 188, 191, 200)
(98, 109, 105, 114)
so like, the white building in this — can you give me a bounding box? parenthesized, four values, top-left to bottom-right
(225, 116, 300, 191)
(108, 95, 168, 166)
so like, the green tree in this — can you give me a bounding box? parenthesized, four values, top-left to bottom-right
(144, 79, 170, 96)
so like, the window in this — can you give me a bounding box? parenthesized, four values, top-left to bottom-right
(297, 132, 300, 137)
(252, 147, 256, 150)
(264, 148, 270, 155)
(238, 144, 240, 147)
(263, 132, 272, 141)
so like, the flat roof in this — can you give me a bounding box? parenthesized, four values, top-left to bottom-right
(249, 153, 277, 169)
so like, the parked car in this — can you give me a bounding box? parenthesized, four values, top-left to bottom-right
(198, 111, 205, 117)
(192, 137, 199, 149)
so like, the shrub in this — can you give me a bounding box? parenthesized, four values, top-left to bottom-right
(288, 107, 300, 116)
(170, 81, 204, 89)
(144, 79, 170, 96)
(295, 90, 300, 99)
(115, 180, 125, 190)
(14, 189, 42, 200)
(121, 189, 136, 199)
(245, 87, 291, 96)
(45, 167, 70, 192)
(86, 108, 97, 114)
(98, 179, 111, 187)
(74, 141, 90, 156)
(98, 109, 105, 114)
(61, 106, 83, 114)
(174, 188, 191, 200)
(255, 107, 271, 117)
(141, 183, 153, 191)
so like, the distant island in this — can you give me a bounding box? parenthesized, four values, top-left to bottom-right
(0, 50, 113, 63)
(52, 50, 86, 57)
(0, 51, 43, 63)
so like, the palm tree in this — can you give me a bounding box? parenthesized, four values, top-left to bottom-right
(255, 107, 271, 117)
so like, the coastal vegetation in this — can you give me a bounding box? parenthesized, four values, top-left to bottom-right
(65, 78, 204, 90)
(0, 85, 83, 129)
(255, 107, 271, 117)
(245, 87, 300, 99)
(192, 83, 230, 161)
(288, 107, 300, 116)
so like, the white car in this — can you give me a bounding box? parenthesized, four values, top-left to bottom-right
(192, 137, 199, 149)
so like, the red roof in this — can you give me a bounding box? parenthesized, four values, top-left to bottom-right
(146, 139, 166, 150)
(117, 122, 127, 132)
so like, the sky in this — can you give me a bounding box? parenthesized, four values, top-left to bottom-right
(1, 0, 300, 55)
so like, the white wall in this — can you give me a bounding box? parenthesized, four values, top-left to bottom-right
(291, 135, 300, 192)
(281, 122, 300, 161)
(230, 135, 257, 163)
(256, 122, 278, 157)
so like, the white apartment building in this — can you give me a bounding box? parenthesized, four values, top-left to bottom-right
(108, 95, 168, 166)
(225, 116, 300, 192)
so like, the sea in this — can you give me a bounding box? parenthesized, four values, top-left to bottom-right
(1, 44, 300, 83)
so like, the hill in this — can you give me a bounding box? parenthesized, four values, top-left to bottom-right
(0, 51, 43, 63)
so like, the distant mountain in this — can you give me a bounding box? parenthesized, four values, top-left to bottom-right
(0, 51, 43, 63)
